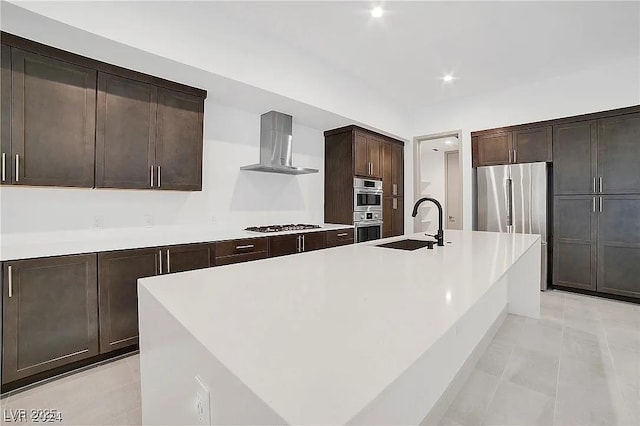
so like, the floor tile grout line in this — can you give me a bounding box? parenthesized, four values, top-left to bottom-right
(479, 336, 518, 425)
(552, 292, 565, 426)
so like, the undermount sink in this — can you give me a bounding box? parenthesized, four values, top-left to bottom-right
(375, 239, 434, 251)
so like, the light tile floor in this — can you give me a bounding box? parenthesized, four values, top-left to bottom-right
(1, 290, 638, 426)
(440, 290, 640, 426)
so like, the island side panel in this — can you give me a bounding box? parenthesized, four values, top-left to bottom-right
(507, 239, 541, 318)
(138, 283, 287, 425)
(347, 272, 510, 425)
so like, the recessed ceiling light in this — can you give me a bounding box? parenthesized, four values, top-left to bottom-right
(371, 6, 384, 18)
(445, 140, 452, 145)
(442, 74, 455, 82)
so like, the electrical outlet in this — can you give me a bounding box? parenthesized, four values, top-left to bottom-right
(144, 214, 154, 228)
(93, 216, 104, 229)
(210, 216, 217, 225)
(194, 376, 211, 425)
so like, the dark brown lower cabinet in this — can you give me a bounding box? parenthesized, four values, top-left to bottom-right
(98, 248, 159, 353)
(553, 196, 597, 291)
(2, 254, 99, 384)
(301, 232, 326, 252)
(326, 228, 354, 247)
(269, 234, 300, 257)
(596, 195, 640, 298)
(164, 243, 213, 274)
(215, 237, 269, 266)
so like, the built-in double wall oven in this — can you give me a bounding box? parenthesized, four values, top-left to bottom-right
(353, 178, 383, 243)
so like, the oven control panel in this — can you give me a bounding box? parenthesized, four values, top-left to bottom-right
(354, 211, 382, 222)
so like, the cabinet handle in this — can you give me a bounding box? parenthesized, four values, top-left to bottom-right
(296, 235, 300, 253)
(236, 244, 254, 250)
(513, 149, 517, 163)
(1, 152, 5, 182)
(393, 183, 397, 196)
(166, 249, 171, 273)
(509, 149, 512, 163)
(599, 177, 602, 193)
(593, 178, 596, 193)
(393, 198, 397, 209)
(302, 235, 305, 252)
(599, 197, 603, 213)
(157, 166, 161, 188)
(150, 165, 155, 187)
(337, 232, 348, 237)
(8, 265, 12, 298)
(593, 197, 596, 213)
(15, 154, 19, 182)
(158, 250, 163, 274)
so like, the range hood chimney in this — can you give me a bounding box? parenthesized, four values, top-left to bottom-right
(240, 111, 319, 175)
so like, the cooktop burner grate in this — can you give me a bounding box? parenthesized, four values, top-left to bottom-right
(244, 224, 322, 233)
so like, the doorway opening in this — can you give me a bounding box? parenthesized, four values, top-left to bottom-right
(413, 131, 463, 234)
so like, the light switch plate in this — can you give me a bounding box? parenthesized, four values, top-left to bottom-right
(194, 375, 211, 425)
(93, 216, 104, 229)
(144, 214, 154, 228)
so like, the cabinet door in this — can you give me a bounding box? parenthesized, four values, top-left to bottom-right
(11, 48, 96, 187)
(597, 113, 640, 194)
(302, 232, 326, 252)
(2, 254, 98, 384)
(368, 136, 382, 178)
(473, 132, 512, 167)
(354, 132, 369, 176)
(165, 243, 213, 274)
(392, 143, 404, 196)
(512, 126, 552, 164)
(156, 88, 204, 191)
(1, 44, 10, 185)
(269, 234, 300, 257)
(383, 197, 393, 238)
(553, 121, 596, 195)
(98, 249, 159, 353)
(392, 197, 404, 236)
(596, 195, 640, 298)
(552, 196, 597, 291)
(382, 142, 393, 196)
(96, 73, 156, 189)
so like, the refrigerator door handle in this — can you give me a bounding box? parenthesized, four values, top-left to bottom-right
(506, 178, 513, 228)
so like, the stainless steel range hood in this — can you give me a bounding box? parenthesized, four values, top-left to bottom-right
(240, 111, 319, 175)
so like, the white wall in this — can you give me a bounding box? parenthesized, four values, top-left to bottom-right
(406, 55, 640, 233)
(0, 102, 325, 234)
(416, 149, 445, 234)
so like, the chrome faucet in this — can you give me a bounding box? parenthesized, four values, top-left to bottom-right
(411, 197, 445, 247)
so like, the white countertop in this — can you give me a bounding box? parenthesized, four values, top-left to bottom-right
(139, 230, 540, 425)
(0, 223, 352, 261)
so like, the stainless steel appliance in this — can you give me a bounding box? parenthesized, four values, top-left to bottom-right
(240, 111, 319, 175)
(354, 211, 383, 243)
(245, 224, 321, 233)
(476, 162, 549, 290)
(354, 178, 383, 212)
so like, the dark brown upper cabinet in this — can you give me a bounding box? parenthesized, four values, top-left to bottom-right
(553, 121, 596, 195)
(11, 48, 96, 187)
(96, 73, 157, 189)
(597, 113, 640, 195)
(354, 131, 382, 178)
(1, 32, 206, 191)
(512, 126, 552, 164)
(2, 254, 99, 384)
(155, 88, 204, 191)
(472, 132, 512, 167)
(1, 44, 10, 185)
(472, 126, 551, 167)
(383, 141, 404, 197)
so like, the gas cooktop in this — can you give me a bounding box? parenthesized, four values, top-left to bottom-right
(244, 224, 322, 233)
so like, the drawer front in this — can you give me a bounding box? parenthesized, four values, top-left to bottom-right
(215, 237, 268, 257)
(327, 239, 354, 248)
(326, 228, 354, 243)
(215, 251, 268, 266)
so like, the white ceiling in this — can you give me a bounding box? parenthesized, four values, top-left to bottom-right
(201, 1, 640, 109)
(6, 1, 639, 123)
(420, 136, 460, 153)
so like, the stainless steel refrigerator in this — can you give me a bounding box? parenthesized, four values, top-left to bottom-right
(476, 162, 548, 290)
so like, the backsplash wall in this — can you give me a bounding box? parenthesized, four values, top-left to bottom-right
(0, 101, 325, 234)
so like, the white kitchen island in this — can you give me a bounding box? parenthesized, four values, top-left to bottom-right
(138, 230, 541, 425)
